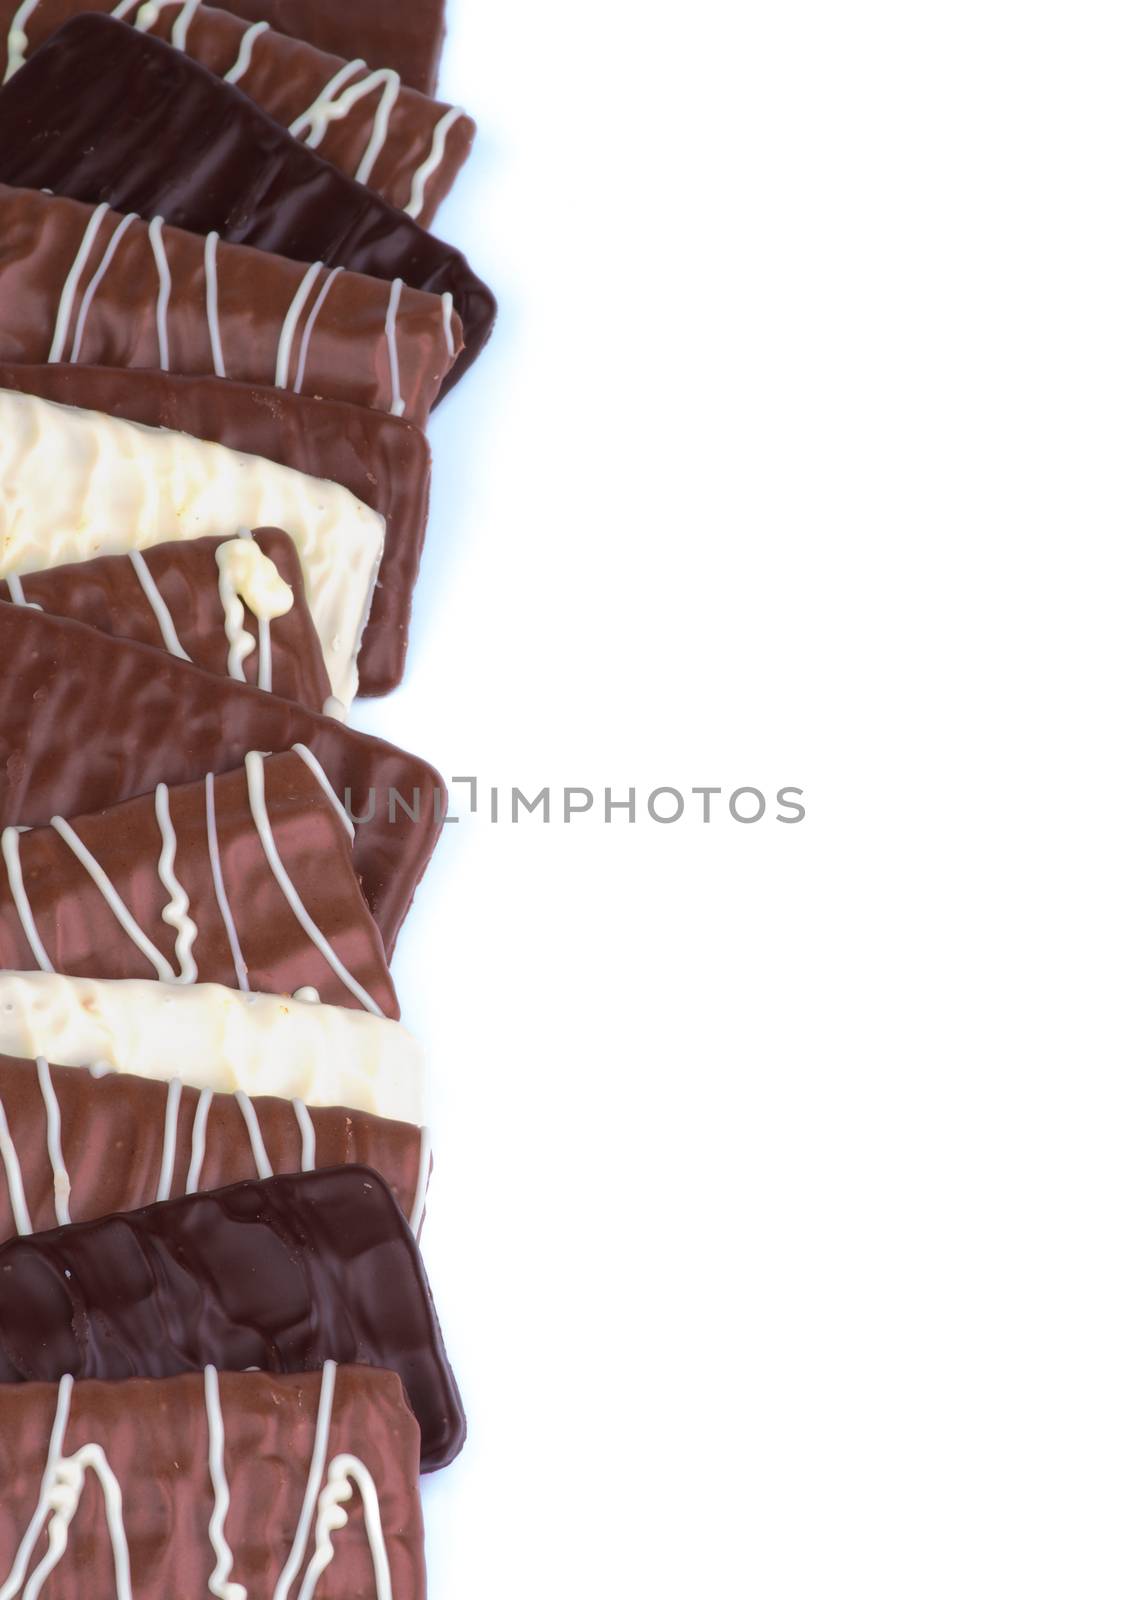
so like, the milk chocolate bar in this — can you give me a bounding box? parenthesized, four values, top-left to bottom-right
(220, 0, 445, 95)
(0, 1053, 428, 1233)
(0, 14, 495, 396)
(1, 0, 472, 226)
(0, 973, 426, 1131)
(0, 366, 431, 697)
(0, 1166, 465, 1470)
(1, 530, 332, 711)
(0, 1366, 426, 1598)
(0, 186, 458, 424)
(0, 606, 444, 953)
(0, 751, 400, 1016)
(0, 387, 385, 707)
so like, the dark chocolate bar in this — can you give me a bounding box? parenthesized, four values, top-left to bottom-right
(0, 605, 445, 954)
(1, 0, 472, 225)
(0, 1366, 426, 1598)
(0, 1166, 465, 1470)
(219, 0, 445, 95)
(0, 530, 332, 711)
(0, 185, 459, 425)
(0, 364, 430, 697)
(0, 14, 495, 396)
(0, 751, 400, 1016)
(0, 1053, 427, 1233)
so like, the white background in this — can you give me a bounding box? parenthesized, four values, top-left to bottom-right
(356, 3, 1141, 1594)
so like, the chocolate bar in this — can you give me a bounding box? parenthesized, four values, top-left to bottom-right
(0, 606, 444, 953)
(0, 14, 495, 396)
(0, 366, 431, 697)
(1, 0, 472, 226)
(0, 751, 401, 1017)
(0, 387, 385, 707)
(0, 972, 426, 1131)
(0, 1366, 426, 1598)
(0, 1167, 465, 1470)
(1, 530, 332, 712)
(0, 186, 458, 425)
(219, 0, 445, 96)
(0, 1052, 428, 1233)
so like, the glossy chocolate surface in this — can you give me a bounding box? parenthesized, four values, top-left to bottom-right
(0, 1166, 465, 1470)
(0, 186, 458, 425)
(0, 1366, 427, 1597)
(0, 530, 331, 711)
(0, 1054, 425, 1231)
(0, 0, 470, 225)
(0, 15, 494, 395)
(0, 751, 400, 1015)
(0, 605, 445, 953)
(0, 365, 431, 697)
(219, 0, 445, 94)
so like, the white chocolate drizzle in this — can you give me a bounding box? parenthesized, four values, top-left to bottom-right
(405, 105, 464, 220)
(147, 216, 172, 370)
(384, 279, 406, 417)
(270, 1360, 337, 1600)
(234, 1090, 273, 1179)
(170, 0, 200, 50)
(185, 1085, 214, 1193)
(0, 1375, 74, 1600)
(69, 208, 137, 363)
(3, 0, 38, 81)
(244, 752, 382, 1016)
(50, 816, 176, 983)
(440, 290, 455, 360)
(1, 827, 55, 972)
(22, 1443, 133, 1600)
(214, 536, 294, 688)
(48, 202, 109, 363)
(204, 231, 226, 377)
(128, 550, 192, 661)
(288, 58, 362, 142)
(155, 1077, 182, 1202)
(35, 1056, 70, 1226)
(275, 260, 325, 389)
(5, 574, 36, 607)
(0, 1095, 32, 1235)
(292, 265, 343, 395)
(351, 73, 401, 186)
(203, 1366, 247, 1600)
(298, 1453, 392, 1600)
(290, 745, 355, 838)
(204, 772, 249, 991)
(293, 1098, 316, 1170)
(154, 783, 199, 981)
(223, 19, 268, 84)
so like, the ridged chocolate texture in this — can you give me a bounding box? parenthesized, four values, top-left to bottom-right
(0, 751, 400, 1016)
(0, 1366, 426, 1598)
(0, 1167, 465, 1471)
(0, 606, 445, 954)
(0, 362, 431, 698)
(0, 15, 495, 397)
(219, 0, 445, 95)
(0, 0, 471, 226)
(0, 530, 331, 711)
(0, 1054, 426, 1232)
(0, 186, 459, 427)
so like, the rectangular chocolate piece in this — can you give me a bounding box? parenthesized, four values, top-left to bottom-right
(0, 14, 495, 396)
(0, 367, 430, 697)
(2, 0, 472, 226)
(0, 1366, 426, 1599)
(0, 1167, 465, 1470)
(0, 972, 426, 1134)
(0, 386, 386, 706)
(0, 605, 445, 954)
(0, 751, 400, 1017)
(1, 530, 332, 712)
(219, 0, 445, 95)
(0, 185, 459, 425)
(0, 1053, 428, 1233)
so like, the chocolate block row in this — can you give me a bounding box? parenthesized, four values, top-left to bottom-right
(0, 13, 495, 395)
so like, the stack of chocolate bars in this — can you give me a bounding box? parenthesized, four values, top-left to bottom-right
(0, 0, 491, 1593)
